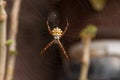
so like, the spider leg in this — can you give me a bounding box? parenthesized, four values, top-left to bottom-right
(40, 39, 54, 55)
(61, 18, 69, 38)
(57, 39, 70, 61)
(47, 21, 52, 35)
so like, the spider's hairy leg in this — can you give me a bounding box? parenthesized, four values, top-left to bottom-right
(61, 18, 69, 37)
(57, 40, 70, 61)
(61, 25, 68, 37)
(47, 21, 52, 35)
(40, 39, 54, 55)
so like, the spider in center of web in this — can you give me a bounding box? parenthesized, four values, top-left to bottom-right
(40, 18, 70, 61)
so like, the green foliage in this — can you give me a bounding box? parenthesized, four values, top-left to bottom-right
(89, 0, 107, 11)
(9, 50, 17, 56)
(80, 24, 97, 38)
(6, 39, 13, 46)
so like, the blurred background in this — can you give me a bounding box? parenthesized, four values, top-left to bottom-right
(6, 0, 120, 80)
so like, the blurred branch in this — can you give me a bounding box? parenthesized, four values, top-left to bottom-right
(0, 0, 7, 80)
(5, 0, 21, 80)
(79, 24, 97, 80)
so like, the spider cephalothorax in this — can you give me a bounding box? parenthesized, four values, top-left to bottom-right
(40, 19, 70, 61)
(52, 27, 63, 40)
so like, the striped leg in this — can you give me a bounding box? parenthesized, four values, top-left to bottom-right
(57, 40, 70, 61)
(40, 40, 54, 55)
(47, 21, 52, 35)
(61, 18, 69, 38)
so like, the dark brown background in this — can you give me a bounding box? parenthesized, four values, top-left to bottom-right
(6, 0, 120, 80)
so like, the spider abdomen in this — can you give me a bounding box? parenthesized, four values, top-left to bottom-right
(54, 35, 61, 40)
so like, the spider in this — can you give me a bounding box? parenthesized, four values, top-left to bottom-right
(40, 19, 70, 61)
